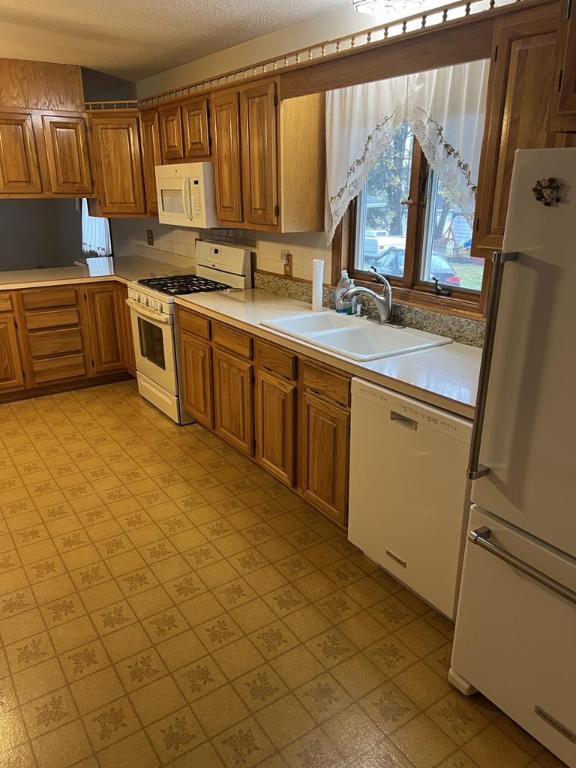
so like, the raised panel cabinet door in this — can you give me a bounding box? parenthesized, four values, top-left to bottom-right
(240, 80, 278, 227)
(159, 105, 184, 162)
(140, 110, 162, 214)
(0, 315, 25, 392)
(85, 284, 126, 375)
(90, 114, 146, 215)
(0, 112, 42, 194)
(255, 369, 296, 486)
(299, 391, 349, 527)
(557, 0, 576, 116)
(180, 332, 213, 428)
(41, 115, 92, 194)
(116, 283, 135, 374)
(211, 90, 243, 223)
(213, 348, 254, 456)
(473, 5, 558, 253)
(183, 97, 210, 158)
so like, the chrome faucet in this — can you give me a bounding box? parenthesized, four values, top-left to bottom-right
(341, 268, 392, 323)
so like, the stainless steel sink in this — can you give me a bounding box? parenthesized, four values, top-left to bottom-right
(262, 312, 451, 361)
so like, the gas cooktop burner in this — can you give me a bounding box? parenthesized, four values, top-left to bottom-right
(138, 275, 229, 296)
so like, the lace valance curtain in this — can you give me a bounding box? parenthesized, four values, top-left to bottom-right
(325, 59, 489, 240)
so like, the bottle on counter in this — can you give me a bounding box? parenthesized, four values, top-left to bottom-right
(335, 270, 354, 314)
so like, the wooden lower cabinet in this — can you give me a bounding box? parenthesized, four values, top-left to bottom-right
(180, 332, 213, 428)
(0, 312, 25, 392)
(85, 283, 126, 374)
(255, 368, 296, 486)
(213, 347, 254, 456)
(299, 390, 350, 527)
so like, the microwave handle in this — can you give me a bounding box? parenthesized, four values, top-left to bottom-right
(181, 177, 192, 220)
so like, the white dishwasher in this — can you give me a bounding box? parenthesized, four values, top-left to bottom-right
(348, 378, 472, 619)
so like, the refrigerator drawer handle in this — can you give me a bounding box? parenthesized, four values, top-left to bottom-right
(467, 251, 520, 481)
(470, 527, 576, 607)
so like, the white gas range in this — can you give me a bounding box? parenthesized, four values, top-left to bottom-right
(127, 241, 252, 424)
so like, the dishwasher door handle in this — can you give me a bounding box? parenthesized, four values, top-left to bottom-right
(390, 411, 418, 430)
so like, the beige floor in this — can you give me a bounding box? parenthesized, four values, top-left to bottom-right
(0, 381, 565, 768)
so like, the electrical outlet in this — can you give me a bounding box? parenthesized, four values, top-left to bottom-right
(146, 229, 154, 246)
(281, 249, 293, 277)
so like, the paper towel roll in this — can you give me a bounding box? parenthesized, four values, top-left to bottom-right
(312, 259, 324, 312)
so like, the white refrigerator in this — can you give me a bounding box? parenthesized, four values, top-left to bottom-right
(450, 148, 576, 767)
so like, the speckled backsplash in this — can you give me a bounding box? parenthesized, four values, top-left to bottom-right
(254, 271, 485, 347)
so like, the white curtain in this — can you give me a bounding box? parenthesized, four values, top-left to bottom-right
(325, 59, 489, 240)
(81, 198, 112, 256)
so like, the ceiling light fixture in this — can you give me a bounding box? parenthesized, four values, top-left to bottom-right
(353, 0, 423, 16)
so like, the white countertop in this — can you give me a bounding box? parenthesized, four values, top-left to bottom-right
(0, 256, 191, 290)
(175, 290, 481, 419)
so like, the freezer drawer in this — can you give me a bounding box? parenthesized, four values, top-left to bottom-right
(348, 379, 472, 619)
(451, 506, 576, 767)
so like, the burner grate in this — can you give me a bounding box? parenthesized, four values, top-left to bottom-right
(138, 275, 229, 295)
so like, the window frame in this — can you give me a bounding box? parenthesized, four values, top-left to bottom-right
(341, 138, 490, 318)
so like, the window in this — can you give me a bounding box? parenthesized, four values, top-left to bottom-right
(352, 124, 485, 303)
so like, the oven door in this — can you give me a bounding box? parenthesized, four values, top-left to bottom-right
(128, 300, 177, 394)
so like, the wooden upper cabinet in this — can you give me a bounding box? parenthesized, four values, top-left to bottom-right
(0, 312, 25, 392)
(473, 4, 559, 253)
(552, 0, 576, 128)
(182, 97, 210, 158)
(42, 115, 92, 195)
(89, 113, 146, 215)
(159, 104, 184, 162)
(240, 80, 278, 227)
(85, 284, 126, 374)
(212, 90, 243, 224)
(140, 110, 162, 214)
(0, 112, 42, 194)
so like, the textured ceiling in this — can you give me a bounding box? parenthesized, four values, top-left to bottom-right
(0, 0, 352, 81)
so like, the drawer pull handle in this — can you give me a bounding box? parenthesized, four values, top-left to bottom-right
(470, 527, 576, 607)
(385, 549, 407, 568)
(390, 411, 417, 430)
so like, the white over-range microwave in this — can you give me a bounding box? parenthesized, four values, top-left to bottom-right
(155, 162, 217, 228)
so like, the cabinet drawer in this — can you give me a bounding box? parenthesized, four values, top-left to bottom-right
(28, 328, 83, 359)
(212, 322, 252, 359)
(25, 308, 80, 331)
(22, 287, 79, 311)
(32, 354, 86, 384)
(179, 309, 211, 340)
(255, 340, 296, 381)
(301, 361, 350, 408)
(0, 293, 13, 312)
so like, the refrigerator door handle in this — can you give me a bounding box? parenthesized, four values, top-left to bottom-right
(470, 526, 576, 606)
(467, 251, 520, 480)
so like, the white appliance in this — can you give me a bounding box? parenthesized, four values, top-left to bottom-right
(128, 242, 253, 424)
(450, 148, 576, 767)
(348, 380, 472, 619)
(155, 162, 217, 228)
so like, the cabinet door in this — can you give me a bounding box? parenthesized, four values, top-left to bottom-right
(299, 391, 349, 526)
(557, 0, 576, 116)
(240, 80, 278, 227)
(42, 115, 92, 194)
(140, 110, 162, 215)
(116, 283, 135, 375)
(0, 315, 25, 392)
(213, 347, 253, 455)
(0, 112, 42, 194)
(85, 284, 126, 375)
(159, 105, 184, 162)
(473, 5, 558, 253)
(183, 97, 210, 158)
(255, 368, 296, 486)
(211, 90, 243, 223)
(89, 114, 146, 215)
(180, 332, 213, 428)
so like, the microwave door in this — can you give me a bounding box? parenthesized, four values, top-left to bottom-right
(181, 177, 193, 222)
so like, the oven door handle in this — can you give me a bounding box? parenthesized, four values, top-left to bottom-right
(126, 299, 173, 325)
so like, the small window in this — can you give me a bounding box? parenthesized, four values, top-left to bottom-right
(352, 125, 485, 305)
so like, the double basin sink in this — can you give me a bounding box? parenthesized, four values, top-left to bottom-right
(262, 311, 451, 362)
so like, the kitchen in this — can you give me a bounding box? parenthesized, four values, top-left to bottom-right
(0, 0, 574, 766)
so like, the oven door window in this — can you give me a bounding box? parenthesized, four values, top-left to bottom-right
(138, 317, 166, 370)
